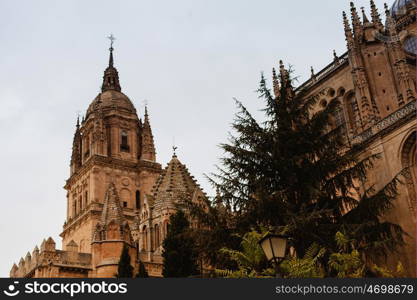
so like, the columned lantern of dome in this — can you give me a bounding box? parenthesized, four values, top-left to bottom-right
(85, 41, 137, 120)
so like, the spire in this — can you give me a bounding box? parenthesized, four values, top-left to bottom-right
(144, 105, 149, 120)
(350, 2, 363, 37)
(384, 3, 397, 35)
(278, 60, 289, 84)
(70, 116, 82, 173)
(370, 0, 383, 30)
(350, 2, 361, 26)
(361, 6, 371, 25)
(343, 11, 354, 48)
(101, 34, 121, 92)
(272, 68, 280, 98)
(32, 245, 39, 258)
(99, 182, 125, 226)
(109, 48, 114, 68)
(384, 2, 390, 15)
(92, 182, 133, 244)
(141, 106, 156, 161)
(108, 34, 115, 67)
(278, 60, 294, 99)
(10, 263, 18, 277)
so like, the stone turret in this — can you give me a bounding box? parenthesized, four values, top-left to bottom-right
(141, 106, 156, 161)
(272, 68, 280, 99)
(32, 245, 39, 257)
(370, 0, 383, 31)
(44, 237, 56, 252)
(24, 252, 31, 270)
(91, 182, 137, 277)
(18, 258, 25, 276)
(10, 264, 18, 278)
(70, 117, 82, 175)
(31, 246, 39, 270)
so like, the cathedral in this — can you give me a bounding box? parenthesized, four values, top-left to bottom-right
(9, 0, 416, 277)
(9, 36, 207, 278)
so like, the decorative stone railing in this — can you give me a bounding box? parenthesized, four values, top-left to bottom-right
(352, 100, 416, 145)
(296, 52, 349, 93)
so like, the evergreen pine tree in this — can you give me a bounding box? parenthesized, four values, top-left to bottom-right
(182, 195, 240, 273)
(116, 244, 133, 278)
(135, 261, 149, 278)
(211, 61, 405, 264)
(162, 210, 199, 277)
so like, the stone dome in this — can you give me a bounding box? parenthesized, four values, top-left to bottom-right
(390, 0, 416, 18)
(86, 90, 136, 117)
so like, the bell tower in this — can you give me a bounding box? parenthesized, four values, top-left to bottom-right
(61, 38, 162, 254)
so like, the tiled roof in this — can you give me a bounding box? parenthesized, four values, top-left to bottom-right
(99, 182, 125, 226)
(151, 154, 202, 211)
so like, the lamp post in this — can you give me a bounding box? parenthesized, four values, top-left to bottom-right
(258, 234, 288, 278)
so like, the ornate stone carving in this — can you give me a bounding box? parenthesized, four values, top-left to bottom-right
(352, 100, 416, 144)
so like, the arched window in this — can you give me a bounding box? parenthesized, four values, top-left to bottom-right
(79, 196, 82, 212)
(120, 189, 131, 209)
(337, 87, 346, 97)
(135, 190, 141, 210)
(154, 224, 160, 249)
(143, 226, 148, 251)
(401, 131, 416, 218)
(164, 221, 169, 237)
(73, 200, 77, 216)
(84, 135, 90, 158)
(345, 92, 361, 132)
(120, 130, 130, 152)
(334, 103, 345, 128)
(84, 191, 88, 207)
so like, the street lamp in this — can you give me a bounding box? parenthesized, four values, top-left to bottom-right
(258, 234, 288, 277)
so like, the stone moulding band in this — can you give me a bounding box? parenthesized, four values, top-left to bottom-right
(352, 100, 416, 144)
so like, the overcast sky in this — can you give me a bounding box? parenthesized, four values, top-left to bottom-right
(0, 0, 391, 276)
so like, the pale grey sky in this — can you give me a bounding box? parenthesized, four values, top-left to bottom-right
(0, 0, 391, 276)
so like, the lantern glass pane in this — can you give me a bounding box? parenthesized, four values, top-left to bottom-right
(260, 238, 274, 261)
(271, 236, 287, 258)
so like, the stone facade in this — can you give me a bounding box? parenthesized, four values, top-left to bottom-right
(294, 0, 416, 276)
(9, 0, 416, 277)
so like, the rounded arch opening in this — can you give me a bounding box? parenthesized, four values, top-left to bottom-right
(343, 91, 361, 132)
(400, 131, 416, 218)
(337, 87, 346, 97)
